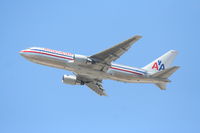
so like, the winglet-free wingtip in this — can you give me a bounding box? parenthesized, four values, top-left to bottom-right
(101, 92, 108, 96)
(131, 35, 142, 41)
(135, 35, 142, 39)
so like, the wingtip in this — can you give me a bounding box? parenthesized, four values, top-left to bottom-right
(134, 35, 142, 39)
(101, 92, 108, 96)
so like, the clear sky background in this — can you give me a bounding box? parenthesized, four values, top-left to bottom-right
(1, 0, 200, 133)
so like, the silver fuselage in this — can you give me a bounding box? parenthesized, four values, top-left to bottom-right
(20, 47, 168, 84)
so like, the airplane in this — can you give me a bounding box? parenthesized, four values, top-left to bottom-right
(19, 35, 179, 96)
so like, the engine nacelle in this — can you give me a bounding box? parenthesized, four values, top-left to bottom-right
(62, 75, 84, 85)
(74, 54, 94, 64)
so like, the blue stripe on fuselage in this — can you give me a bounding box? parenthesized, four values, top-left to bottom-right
(28, 48, 146, 75)
(31, 48, 73, 58)
(111, 64, 146, 75)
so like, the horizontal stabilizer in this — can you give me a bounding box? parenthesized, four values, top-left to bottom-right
(155, 83, 167, 90)
(153, 66, 180, 90)
(152, 66, 180, 78)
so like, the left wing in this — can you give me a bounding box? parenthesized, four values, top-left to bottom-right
(90, 35, 142, 64)
(76, 74, 107, 96)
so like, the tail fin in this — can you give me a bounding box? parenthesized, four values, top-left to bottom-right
(152, 66, 180, 90)
(143, 50, 178, 74)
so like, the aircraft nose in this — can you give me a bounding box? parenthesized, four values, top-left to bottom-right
(19, 49, 28, 57)
(19, 50, 25, 55)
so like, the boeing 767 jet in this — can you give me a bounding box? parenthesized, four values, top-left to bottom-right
(20, 35, 179, 96)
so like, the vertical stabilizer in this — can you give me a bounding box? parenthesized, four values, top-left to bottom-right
(143, 50, 178, 74)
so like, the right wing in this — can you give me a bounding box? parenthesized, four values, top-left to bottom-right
(76, 74, 107, 96)
(85, 81, 107, 96)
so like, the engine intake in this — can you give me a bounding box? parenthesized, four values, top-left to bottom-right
(62, 75, 84, 85)
(74, 54, 95, 64)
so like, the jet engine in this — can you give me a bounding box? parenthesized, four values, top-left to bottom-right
(62, 75, 84, 85)
(74, 54, 95, 64)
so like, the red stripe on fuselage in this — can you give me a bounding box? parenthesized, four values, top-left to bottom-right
(21, 50, 143, 75)
(21, 50, 74, 60)
(110, 67, 143, 75)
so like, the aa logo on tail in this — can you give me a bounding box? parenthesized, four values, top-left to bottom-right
(152, 60, 165, 71)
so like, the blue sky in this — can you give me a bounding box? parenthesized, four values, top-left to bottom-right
(1, 0, 200, 133)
